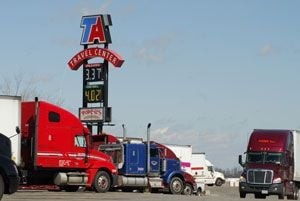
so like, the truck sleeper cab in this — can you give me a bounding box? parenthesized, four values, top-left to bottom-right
(16, 99, 117, 192)
(94, 133, 197, 194)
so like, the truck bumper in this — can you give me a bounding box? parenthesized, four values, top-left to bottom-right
(7, 175, 19, 194)
(239, 182, 284, 196)
(111, 174, 118, 187)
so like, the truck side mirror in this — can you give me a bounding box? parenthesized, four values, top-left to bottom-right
(239, 155, 245, 167)
(15, 126, 20, 134)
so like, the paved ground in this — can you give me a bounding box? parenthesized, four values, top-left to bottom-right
(2, 185, 284, 201)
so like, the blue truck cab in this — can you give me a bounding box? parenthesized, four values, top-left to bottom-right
(93, 133, 196, 194)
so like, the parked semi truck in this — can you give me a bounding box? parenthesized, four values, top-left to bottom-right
(92, 124, 197, 195)
(0, 133, 19, 200)
(165, 144, 224, 188)
(191, 153, 225, 187)
(239, 129, 300, 199)
(0, 95, 118, 192)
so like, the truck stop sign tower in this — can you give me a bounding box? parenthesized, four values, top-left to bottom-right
(68, 14, 124, 134)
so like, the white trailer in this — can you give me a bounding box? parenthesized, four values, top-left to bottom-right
(164, 144, 192, 173)
(0, 96, 21, 166)
(191, 153, 225, 186)
(293, 130, 300, 182)
(165, 144, 225, 187)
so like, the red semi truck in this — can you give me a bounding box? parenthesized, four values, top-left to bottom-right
(0, 95, 117, 192)
(239, 129, 300, 199)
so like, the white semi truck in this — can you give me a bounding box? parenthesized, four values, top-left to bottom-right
(165, 144, 225, 187)
(191, 153, 225, 186)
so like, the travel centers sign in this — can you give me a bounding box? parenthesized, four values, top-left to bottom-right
(68, 47, 124, 70)
(68, 14, 124, 127)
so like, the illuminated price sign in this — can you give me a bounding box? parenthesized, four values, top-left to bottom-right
(84, 85, 104, 103)
(84, 63, 103, 82)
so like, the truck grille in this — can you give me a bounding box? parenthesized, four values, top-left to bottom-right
(247, 169, 273, 184)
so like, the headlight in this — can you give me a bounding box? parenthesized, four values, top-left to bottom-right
(239, 176, 246, 182)
(273, 177, 282, 184)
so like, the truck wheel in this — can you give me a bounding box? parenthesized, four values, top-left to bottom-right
(240, 192, 246, 198)
(293, 186, 299, 200)
(215, 178, 223, 186)
(287, 185, 299, 200)
(287, 191, 299, 200)
(137, 187, 146, 193)
(93, 171, 111, 193)
(169, 177, 184, 195)
(183, 183, 193, 195)
(0, 175, 4, 200)
(150, 188, 159, 193)
(278, 194, 284, 199)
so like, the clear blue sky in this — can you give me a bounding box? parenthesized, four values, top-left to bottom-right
(1, 1, 300, 169)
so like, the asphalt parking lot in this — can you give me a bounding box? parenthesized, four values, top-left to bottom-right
(2, 185, 284, 201)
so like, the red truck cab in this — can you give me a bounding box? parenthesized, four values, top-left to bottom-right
(20, 100, 117, 192)
(239, 129, 298, 199)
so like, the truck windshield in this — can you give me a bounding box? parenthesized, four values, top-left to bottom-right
(247, 152, 283, 164)
(265, 153, 282, 163)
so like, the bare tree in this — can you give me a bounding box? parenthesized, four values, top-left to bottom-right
(0, 73, 64, 106)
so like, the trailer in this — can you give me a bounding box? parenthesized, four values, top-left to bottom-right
(164, 145, 225, 187)
(191, 153, 225, 187)
(0, 95, 118, 192)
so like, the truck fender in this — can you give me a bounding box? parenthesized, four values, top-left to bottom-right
(164, 170, 185, 184)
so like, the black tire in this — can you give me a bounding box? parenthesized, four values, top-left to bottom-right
(183, 183, 193, 195)
(93, 171, 111, 193)
(287, 185, 299, 200)
(215, 178, 223, 186)
(150, 188, 159, 193)
(138, 187, 146, 193)
(196, 188, 203, 196)
(240, 192, 246, 198)
(287, 193, 298, 200)
(169, 177, 184, 195)
(294, 186, 299, 200)
(278, 194, 284, 199)
(0, 175, 4, 200)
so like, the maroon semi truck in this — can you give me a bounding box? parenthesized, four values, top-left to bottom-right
(239, 129, 300, 199)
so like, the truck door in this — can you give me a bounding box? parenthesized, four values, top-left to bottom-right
(150, 148, 160, 173)
(72, 134, 89, 167)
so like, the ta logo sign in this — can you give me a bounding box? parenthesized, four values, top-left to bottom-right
(80, 15, 112, 45)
